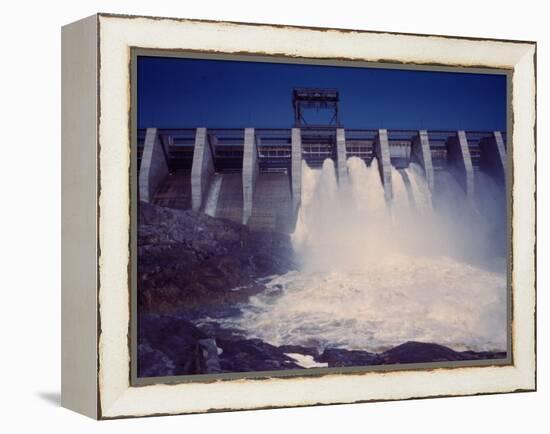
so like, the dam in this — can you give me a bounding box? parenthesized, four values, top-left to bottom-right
(136, 88, 509, 358)
(137, 88, 507, 233)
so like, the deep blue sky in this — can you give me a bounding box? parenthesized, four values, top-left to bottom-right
(137, 56, 507, 131)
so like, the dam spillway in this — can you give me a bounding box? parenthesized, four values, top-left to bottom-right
(137, 126, 507, 233)
(135, 88, 508, 358)
(211, 155, 507, 353)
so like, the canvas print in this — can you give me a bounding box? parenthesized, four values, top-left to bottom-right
(134, 54, 509, 380)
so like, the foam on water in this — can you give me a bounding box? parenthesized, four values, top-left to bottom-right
(219, 157, 507, 353)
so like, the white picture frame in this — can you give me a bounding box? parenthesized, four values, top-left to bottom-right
(61, 13, 536, 419)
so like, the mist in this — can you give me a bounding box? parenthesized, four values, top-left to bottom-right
(219, 157, 507, 353)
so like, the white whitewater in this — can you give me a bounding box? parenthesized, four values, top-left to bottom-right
(204, 174, 223, 217)
(220, 157, 507, 353)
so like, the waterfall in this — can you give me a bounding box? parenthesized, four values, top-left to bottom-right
(293, 157, 442, 267)
(204, 174, 223, 217)
(219, 157, 507, 353)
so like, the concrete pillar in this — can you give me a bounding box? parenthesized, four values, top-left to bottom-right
(374, 129, 393, 202)
(191, 127, 215, 211)
(447, 130, 474, 198)
(411, 129, 435, 192)
(479, 131, 507, 183)
(336, 128, 347, 183)
(242, 128, 258, 225)
(139, 128, 169, 203)
(291, 128, 302, 210)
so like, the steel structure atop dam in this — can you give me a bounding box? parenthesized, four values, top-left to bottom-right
(137, 88, 507, 233)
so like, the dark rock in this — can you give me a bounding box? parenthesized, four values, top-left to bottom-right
(139, 313, 508, 377)
(138, 314, 303, 377)
(137, 342, 176, 377)
(279, 345, 320, 358)
(460, 350, 507, 360)
(194, 320, 247, 342)
(197, 338, 222, 373)
(264, 284, 284, 297)
(380, 341, 469, 364)
(319, 348, 382, 367)
(138, 314, 207, 377)
(137, 201, 296, 313)
(215, 338, 302, 372)
(188, 305, 244, 321)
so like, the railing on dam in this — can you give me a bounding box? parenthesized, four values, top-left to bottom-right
(138, 127, 507, 172)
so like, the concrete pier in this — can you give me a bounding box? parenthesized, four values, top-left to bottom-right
(447, 130, 474, 199)
(191, 127, 214, 211)
(411, 129, 435, 192)
(139, 128, 169, 203)
(242, 128, 258, 224)
(479, 131, 507, 183)
(336, 128, 347, 183)
(374, 129, 393, 202)
(291, 128, 302, 210)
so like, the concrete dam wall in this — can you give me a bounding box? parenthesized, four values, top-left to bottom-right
(137, 127, 507, 233)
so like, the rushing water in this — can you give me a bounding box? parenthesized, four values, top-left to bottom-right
(204, 174, 223, 217)
(218, 157, 507, 353)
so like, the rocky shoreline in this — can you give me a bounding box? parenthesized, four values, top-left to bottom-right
(137, 202, 506, 378)
(138, 313, 506, 377)
(138, 201, 296, 313)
